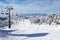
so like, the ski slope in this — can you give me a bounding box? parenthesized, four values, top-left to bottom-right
(0, 19, 60, 40)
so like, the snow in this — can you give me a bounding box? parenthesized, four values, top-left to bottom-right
(0, 19, 60, 40)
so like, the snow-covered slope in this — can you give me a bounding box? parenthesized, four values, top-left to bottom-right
(0, 19, 60, 40)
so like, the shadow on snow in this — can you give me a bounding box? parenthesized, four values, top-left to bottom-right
(0, 29, 48, 37)
(9, 33, 48, 37)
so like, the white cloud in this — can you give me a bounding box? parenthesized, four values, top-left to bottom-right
(0, 1, 49, 14)
(0, 0, 60, 14)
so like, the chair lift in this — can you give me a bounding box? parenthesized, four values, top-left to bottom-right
(1, 10, 4, 14)
(6, 13, 8, 15)
(5, 10, 9, 15)
(1, 12, 4, 14)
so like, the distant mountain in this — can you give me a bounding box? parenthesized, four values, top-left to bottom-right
(19, 13, 48, 16)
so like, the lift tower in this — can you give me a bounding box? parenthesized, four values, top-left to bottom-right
(5, 6, 13, 28)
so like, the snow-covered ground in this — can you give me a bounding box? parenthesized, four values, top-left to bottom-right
(0, 19, 60, 40)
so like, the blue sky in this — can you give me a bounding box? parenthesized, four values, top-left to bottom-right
(0, 0, 60, 14)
